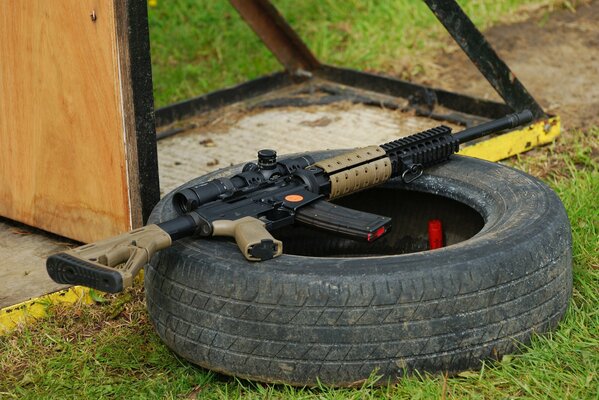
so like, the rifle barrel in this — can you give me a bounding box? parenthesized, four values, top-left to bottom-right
(453, 110, 534, 144)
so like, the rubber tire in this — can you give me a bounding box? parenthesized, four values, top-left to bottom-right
(144, 154, 572, 386)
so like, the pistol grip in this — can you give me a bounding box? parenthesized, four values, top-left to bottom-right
(46, 225, 172, 293)
(212, 217, 283, 261)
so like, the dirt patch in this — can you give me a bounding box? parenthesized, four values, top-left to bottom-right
(422, 1, 599, 130)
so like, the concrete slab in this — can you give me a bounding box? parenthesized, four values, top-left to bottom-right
(0, 218, 71, 308)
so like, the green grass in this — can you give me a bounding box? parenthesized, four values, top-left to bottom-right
(2, 1, 598, 399)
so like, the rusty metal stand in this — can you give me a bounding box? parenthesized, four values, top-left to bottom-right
(157, 0, 546, 127)
(423, 0, 545, 118)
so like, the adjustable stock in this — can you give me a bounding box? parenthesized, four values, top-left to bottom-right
(46, 225, 172, 293)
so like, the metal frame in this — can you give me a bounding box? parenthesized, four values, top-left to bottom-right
(424, 0, 545, 119)
(156, 0, 546, 129)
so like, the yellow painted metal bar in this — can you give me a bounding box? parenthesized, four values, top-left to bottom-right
(458, 116, 561, 161)
(0, 270, 146, 335)
(0, 286, 93, 335)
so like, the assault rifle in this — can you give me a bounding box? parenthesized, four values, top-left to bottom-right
(46, 110, 533, 293)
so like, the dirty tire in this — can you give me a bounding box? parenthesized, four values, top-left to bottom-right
(145, 154, 572, 386)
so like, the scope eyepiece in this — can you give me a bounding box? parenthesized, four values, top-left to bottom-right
(172, 189, 198, 214)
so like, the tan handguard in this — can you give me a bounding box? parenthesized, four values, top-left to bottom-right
(46, 225, 172, 293)
(313, 145, 392, 200)
(212, 217, 283, 261)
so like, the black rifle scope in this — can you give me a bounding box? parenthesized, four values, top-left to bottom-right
(173, 153, 314, 214)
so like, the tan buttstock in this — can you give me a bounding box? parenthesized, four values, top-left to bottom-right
(46, 225, 172, 292)
(212, 217, 283, 261)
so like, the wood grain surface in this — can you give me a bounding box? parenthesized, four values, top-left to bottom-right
(0, 1, 135, 243)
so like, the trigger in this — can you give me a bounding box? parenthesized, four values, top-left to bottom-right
(249, 239, 277, 260)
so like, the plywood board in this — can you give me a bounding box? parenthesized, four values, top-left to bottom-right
(0, 1, 157, 243)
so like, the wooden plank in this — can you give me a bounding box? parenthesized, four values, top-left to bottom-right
(0, 1, 143, 243)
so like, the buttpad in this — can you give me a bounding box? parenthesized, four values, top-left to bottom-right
(47, 252, 125, 293)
